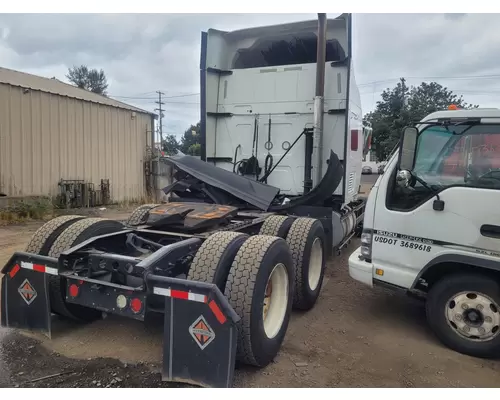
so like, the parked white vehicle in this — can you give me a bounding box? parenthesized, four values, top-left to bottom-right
(349, 107, 500, 358)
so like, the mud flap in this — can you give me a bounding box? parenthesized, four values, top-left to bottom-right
(148, 275, 240, 388)
(1, 253, 57, 337)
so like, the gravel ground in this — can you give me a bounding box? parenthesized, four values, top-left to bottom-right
(1, 209, 500, 388)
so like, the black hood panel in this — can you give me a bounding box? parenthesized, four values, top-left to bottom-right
(165, 155, 280, 211)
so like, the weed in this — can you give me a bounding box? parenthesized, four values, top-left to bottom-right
(0, 197, 54, 223)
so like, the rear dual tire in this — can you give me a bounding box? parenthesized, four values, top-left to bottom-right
(259, 215, 294, 238)
(261, 215, 327, 311)
(126, 203, 159, 226)
(25, 215, 86, 255)
(286, 218, 326, 310)
(25, 216, 125, 321)
(189, 232, 295, 367)
(225, 235, 294, 367)
(187, 231, 248, 291)
(47, 218, 125, 321)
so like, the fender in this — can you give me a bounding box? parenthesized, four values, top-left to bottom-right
(270, 150, 343, 211)
(411, 253, 500, 290)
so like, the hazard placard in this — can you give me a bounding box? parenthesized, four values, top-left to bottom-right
(18, 279, 37, 305)
(189, 315, 215, 350)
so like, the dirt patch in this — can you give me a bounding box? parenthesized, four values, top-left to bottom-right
(0, 333, 189, 388)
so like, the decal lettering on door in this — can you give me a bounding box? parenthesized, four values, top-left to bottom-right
(374, 230, 433, 252)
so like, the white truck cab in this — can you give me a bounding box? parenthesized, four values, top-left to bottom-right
(349, 107, 500, 358)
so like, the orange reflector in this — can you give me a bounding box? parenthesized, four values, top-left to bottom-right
(69, 284, 79, 297)
(9, 264, 20, 278)
(208, 300, 227, 324)
(375, 269, 384, 276)
(130, 298, 143, 314)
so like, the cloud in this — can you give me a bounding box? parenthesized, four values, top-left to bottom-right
(0, 13, 499, 136)
(443, 13, 467, 21)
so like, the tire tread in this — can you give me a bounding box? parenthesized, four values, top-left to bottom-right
(224, 234, 281, 366)
(286, 217, 317, 308)
(25, 215, 85, 254)
(259, 215, 288, 236)
(188, 231, 246, 283)
(127, 204, 159, 226)
(49, 217, 110, 258)
(48, 217, 123, 320)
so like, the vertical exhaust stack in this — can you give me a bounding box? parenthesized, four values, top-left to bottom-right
(307, 13, 327, 193)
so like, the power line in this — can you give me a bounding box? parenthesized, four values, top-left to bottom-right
(358, 73, 500, 87)
(111, 93, 200, 100)
(161, 101, 200, 105)
(162, 93, 200, 99)
(109, 73, 500, 100)
(360, 87, 500, 97)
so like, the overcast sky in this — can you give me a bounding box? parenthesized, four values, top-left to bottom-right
(1, 13, 499, 138)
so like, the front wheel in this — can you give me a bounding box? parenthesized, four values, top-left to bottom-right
(426, 273, 500, 358)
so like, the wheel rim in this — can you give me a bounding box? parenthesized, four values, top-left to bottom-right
(308, 237, 323, 291)
(263, 263, 289, 339)
(445, 291, 500, 342)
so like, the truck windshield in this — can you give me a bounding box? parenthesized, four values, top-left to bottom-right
(388, 123, 500, 211)
(412, 124, 500, 190)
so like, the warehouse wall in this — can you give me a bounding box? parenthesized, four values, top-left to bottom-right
(0, 84, 153, 202)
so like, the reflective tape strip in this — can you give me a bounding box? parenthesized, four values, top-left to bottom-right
(188, 292, 207, 303)
(20, 261, 58, 276)
(9, 264, 20, 278)
(208, 300, 227, 324)
(153, 287, 207, 303)
(153, 287, 171, 297)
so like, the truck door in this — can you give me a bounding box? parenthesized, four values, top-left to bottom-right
(371, 124, 500, 289)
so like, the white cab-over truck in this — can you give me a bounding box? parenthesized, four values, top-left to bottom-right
(349, 107, 500, 358)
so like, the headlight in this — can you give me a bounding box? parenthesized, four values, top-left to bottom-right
(360, 231, 372, 259)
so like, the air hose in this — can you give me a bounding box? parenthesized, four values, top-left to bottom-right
(262, 115, 273, 183)
(233, 144, 242, 173)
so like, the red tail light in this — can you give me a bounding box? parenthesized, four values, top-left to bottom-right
(69, 284, 79, 298)
(130, 298, 143, 314)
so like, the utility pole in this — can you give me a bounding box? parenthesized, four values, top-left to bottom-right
(153, 91, 165, 204)
(155, 91, 165, 152)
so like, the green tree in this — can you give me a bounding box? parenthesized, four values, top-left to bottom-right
(180, 122, 201, 154)
(162, 134, 180, 155)
(364, 78, 478, 161)
(187, 143, 201, 156)
(66, 65, 109, 96)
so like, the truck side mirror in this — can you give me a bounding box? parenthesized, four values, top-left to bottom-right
(399, 127, 418, 171)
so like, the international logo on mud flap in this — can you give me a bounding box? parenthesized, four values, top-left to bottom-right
(18, 279, 37, 305)
(189, 315, 215, 350)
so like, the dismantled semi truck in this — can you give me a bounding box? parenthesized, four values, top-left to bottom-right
(1, 13, 367, 388)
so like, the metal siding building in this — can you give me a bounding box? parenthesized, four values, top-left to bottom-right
(0, 67, 156, 202)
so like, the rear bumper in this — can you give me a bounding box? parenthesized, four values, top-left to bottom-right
(348, 247, 373, 288)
